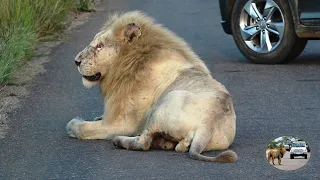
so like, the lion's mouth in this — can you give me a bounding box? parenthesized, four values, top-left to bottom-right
(83, 72, 101, 82)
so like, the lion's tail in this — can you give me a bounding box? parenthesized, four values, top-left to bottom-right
(189, 149, 238, 163)
(188, 130, 237, 163)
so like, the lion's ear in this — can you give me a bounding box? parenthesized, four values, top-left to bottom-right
(123, 23, 141, 43)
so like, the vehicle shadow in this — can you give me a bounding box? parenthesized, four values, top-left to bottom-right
(289, 54, 320, 65)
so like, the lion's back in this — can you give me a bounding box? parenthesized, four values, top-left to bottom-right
(269, 149, 280, 158)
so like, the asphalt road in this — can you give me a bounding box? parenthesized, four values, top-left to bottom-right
(269, 152, 311, 171)
(1, 0, 319, 179)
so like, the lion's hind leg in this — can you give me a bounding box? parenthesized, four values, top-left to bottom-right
(112, 130, 153, 151)
(175, 132, 193, 153)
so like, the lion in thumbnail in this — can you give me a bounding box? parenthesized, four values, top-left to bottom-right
(267, 147, 286, 165)
(66, 11, 237, 162)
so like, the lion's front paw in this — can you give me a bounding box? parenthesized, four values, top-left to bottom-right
(66, 118, 84, 139)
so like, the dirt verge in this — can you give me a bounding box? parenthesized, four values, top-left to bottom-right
(0, 9, 96, 139)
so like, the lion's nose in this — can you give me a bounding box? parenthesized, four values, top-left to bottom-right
(75, 60, 81, 66)
(75, 52, 82, 66)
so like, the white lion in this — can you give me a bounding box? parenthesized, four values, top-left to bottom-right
(67, 11, 237, 162)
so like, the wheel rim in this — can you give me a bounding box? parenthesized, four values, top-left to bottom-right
(239, 0, 285, 53)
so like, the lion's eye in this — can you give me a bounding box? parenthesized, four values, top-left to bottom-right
(96, 43, 104, 50)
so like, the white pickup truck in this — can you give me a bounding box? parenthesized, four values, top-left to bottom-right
(290, 141, 308, 159)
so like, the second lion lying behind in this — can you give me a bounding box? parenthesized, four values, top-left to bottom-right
(67, 11, 237, 162)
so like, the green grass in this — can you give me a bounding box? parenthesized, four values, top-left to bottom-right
(77, 0, 96, 12)
(0, 0, 77, 84)
(0, 25, 37, 83)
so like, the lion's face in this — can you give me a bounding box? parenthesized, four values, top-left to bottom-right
(280, 147, 286, 154)
(75, 22, 142, 88)
(75, 29, 119, 87)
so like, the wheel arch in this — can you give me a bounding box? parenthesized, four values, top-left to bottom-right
(286, 0, 300, 36)
(220, 0, 237, 34)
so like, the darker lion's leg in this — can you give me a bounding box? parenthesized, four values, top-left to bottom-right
(271, 156, 275, 165)
(268, 154, 272, 163)
(112, 130, 153, 151)
(278, 157, 282, 165)
(151, 135, 177, 150)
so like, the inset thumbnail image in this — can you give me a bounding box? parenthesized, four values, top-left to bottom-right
(266, 135, 311, 171)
